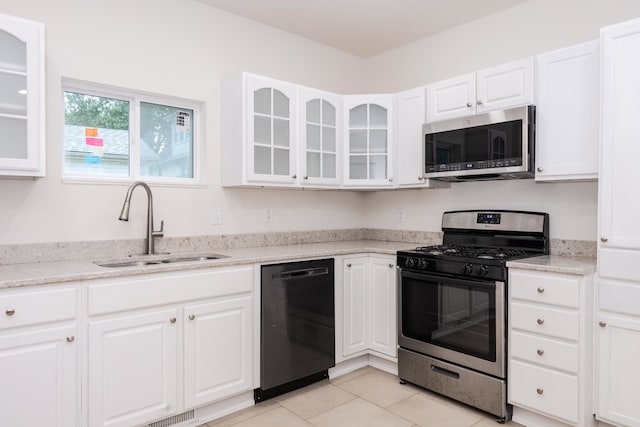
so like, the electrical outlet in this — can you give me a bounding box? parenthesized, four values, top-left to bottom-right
(211, 208, 222, 225)
(264, 208, 273, 223)
(395, 208, 405, 223)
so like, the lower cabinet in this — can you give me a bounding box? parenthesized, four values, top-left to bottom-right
(0, 284, 79, 427)
(86, 266, 254, 427)
(508, 268, 594, 427)
(342, 254, 397, 359)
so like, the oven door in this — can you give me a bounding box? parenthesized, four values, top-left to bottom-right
(398, 268, 505, 378)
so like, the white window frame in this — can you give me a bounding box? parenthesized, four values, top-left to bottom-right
(61, 79, 203, 186)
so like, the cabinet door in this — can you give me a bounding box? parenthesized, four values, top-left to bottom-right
(396, 87, 427, 186)
(0, 14, 44, 176)
(476, 58, 534, 114)
(596, 313, 640, 426)
(369, 256, 397, 357)
(184, 295, 252, 409)
(535, 41, 599, 181)
(426, 73, 475, 122)
(300, 88, 341, 187)
(343, 258, 369, 356)
(247, 75, 297, 184)
(343, 95, 394, 187)
(88, 309, 178, 427)
(600, 19, 640, 251)
(0, 325, 77, 426)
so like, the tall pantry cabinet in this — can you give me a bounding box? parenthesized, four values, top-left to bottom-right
(596, 17, 640, 427)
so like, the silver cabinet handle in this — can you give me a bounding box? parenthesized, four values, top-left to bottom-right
(66, 336, 75, 343)
(189, 314, 196, 321)
(388, 177, 393, 182)
(536, 388, 544, 395)
(303, 176, 308, 180)
(537, 349, 544, 356)
(537, 318, 544, 325)
(291, 174, 297, 179)
(170, 317, 177, 324)
(418, 176, 424, 181)
(5, 308, 15, 316)
(599, 321, 607, 327)
(466, 102, 472, 108)
(476, 100, 483, 105)
(537, 167, 543, 173)
(388, 264, 394, 268)
(347, 263, 352, 268)
(600, 237, 608, 242)
(537, 287, 544, 293)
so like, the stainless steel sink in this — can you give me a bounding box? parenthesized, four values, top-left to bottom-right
(96, 254, 227, 268)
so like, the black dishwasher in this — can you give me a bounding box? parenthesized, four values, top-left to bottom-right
(255, 258, 335, 402)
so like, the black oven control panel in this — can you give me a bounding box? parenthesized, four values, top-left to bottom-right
(397, 253, 506, 282)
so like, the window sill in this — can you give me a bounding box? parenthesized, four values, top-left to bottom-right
(62, 175, 206, 189)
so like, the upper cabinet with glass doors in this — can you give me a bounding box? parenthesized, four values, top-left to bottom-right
(299, 88, 341, 187)
(222, 73, 297, 186)
(0, 14, 44, 177)
(343, 95, 394, 187)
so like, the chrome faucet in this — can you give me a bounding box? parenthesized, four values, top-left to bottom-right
(118, 181, 164, 254)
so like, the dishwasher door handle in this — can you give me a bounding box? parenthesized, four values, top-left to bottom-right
(272, 267, 329, 280)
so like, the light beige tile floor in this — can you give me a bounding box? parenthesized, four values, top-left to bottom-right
(201, 367, 523, 427)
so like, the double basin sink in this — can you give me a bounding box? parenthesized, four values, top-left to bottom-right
(97, 254, 227, 268)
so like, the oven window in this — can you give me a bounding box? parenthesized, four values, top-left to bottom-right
(401, 273, 497, 361)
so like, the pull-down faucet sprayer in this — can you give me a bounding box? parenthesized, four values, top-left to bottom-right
(119, 181, 164, 254)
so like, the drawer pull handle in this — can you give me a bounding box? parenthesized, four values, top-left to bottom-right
(347, 263, 352, 268)
(66, 335, 75, 343)
(389, 263, 394, 268)
(537, 287, 544, 293)
(5, 308, 15, 316)
(189, 314, 196, 321)
(537, 349, 544, 356)
(536, 388, 544, 395)
(170, 317, 177, 324)
(599, 321, 607, 328)
(537, 318, 544, 325)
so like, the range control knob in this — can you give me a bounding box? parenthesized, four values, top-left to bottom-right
(477, 265, 489, 276)
(405, 257, 416, 268)
(462, 263, 473, 275)
(418, 258, 428, 269)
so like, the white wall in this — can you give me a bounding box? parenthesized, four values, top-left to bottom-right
(2, 0, 640, 245)
(0, 0, 366, 244)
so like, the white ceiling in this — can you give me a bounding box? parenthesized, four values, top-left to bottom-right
(197, 0, 531, 57)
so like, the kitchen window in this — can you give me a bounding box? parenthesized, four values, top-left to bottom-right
(62, 81, 201, 184)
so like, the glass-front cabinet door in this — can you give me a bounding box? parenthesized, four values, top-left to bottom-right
(0, 14, 44, 177)
(300, 88, 341, 187)
(247, 75, 297, 184)
(343, 95, 394, 187)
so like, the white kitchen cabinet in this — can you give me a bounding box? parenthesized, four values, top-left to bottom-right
(299, 87, 342, 187)
(0, 284, 78, 427)
(183, 295, 253, 409)
(343, 95, 395, 187)
(597, 18, 640, 427)
(342, 255, 397, 359)
(342, 256, 369, 356)
(394, 87, 449, 189)
(88, 308, 179, 427)
(535, 41, 599, 181)
(508, 268, 594, 427)
(0, 13, 45, 177)
(222, 72, 298, 186)
(426, 58, 533, 123)
(86, 266, 254, 427)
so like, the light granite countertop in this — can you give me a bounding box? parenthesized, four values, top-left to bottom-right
(0, 240, 415, 289)
(507, 255, 597, 275)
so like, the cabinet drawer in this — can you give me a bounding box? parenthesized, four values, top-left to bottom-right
(88, 266, 253, 316)
(510, 301, 579, 340)
(510, 331, 579, 373)
(510, 270, 580, 308)
(509, 360, 578, 424)
(0, 286, 77, 330)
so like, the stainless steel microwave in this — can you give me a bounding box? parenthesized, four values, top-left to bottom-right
(423, 105, 535, 182)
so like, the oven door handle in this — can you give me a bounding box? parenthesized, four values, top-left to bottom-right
(400, 268, 500, 289)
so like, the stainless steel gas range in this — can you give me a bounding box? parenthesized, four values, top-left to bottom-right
(396, 210, 549, 423)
